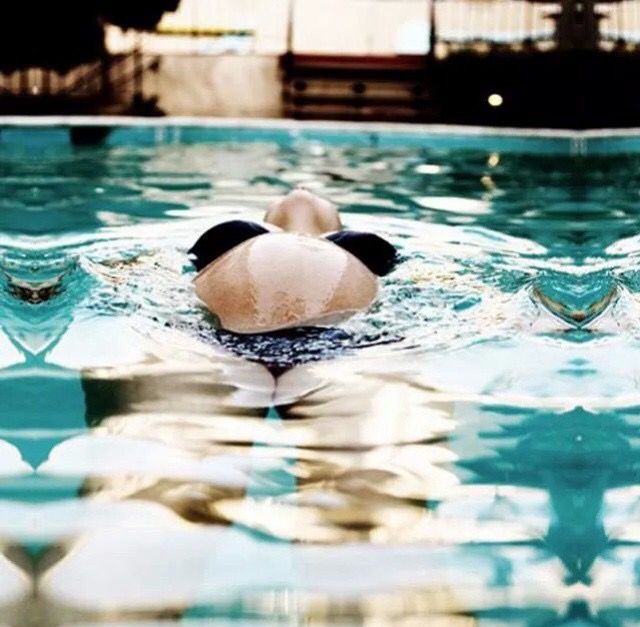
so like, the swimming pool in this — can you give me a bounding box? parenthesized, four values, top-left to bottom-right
(1, 118, 639, 625)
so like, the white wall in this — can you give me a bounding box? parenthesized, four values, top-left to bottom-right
(110, 0, 431, 56)
(146, 55, 282, 117)
(158, 0, 291, 53)
(292, 0, 429, 54)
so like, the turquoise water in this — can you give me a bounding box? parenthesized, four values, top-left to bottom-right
(1, 125, 640, 625)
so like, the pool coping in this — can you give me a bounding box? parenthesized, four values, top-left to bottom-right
(0, 115, 638, 135)
(0, 116, 586, 137)
(0, 116, 638, 153)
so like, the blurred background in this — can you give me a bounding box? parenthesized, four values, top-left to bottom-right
(1, 0, 639, 127)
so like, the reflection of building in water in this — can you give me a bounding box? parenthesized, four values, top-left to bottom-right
(1, 318, 640, 621)
(0, 325, 505, 620)
(3, 236, 640, 620)
(6, 327, 608, 621)
(74, 348, 463, 540)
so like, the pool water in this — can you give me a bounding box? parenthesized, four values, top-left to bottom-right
(1, 123, 640, 625)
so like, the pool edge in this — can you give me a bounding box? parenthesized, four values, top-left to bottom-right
(1, 116, 638, 153)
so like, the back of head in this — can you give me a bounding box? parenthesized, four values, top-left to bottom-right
(265, 189, 342, 236)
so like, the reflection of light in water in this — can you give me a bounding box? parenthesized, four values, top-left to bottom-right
(40, 526, 563, 616)
(487, 152, 500, 168)
(5, 139, 640, 623)
(22, 204, 640, 620)
(415, 197, 491, 215)
(59, 212, 556, 369)
(415, 163, 445, 175)
(0, 329, 24, 367)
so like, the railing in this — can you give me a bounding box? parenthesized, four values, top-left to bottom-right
(433, 0, 558, 54)
(0, 49, 156, 114)
(597, 0, 640, 46)
(283, 0, 562, 58)
(283, 0, 640, 58)
(434, 0, 640, 54)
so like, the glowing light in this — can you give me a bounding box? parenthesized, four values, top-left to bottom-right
(488, 93, 503, 107)
(415, 164, 444, 175)
(481, 175, 495, 191)
(487, 153, 500, 167)
(416, 196, 490, 215)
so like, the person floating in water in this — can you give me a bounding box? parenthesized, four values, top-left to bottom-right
(188, 189, 398, 334)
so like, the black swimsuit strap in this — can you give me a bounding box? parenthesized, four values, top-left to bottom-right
(189, 221, 398, 277)
(188, 220, 270, 271)
(325, 230, 398, 276)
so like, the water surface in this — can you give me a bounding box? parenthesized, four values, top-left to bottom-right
(0, 126, 638, 626)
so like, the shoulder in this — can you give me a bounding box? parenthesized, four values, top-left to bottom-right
(188, 220, 270, 271)
(325, 230, 398, 276)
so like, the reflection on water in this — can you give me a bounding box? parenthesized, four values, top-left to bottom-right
(1, 133, 640, 625)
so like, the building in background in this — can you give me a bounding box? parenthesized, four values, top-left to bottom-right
(0, 1, 179, 115)
(2, 0, 640, 126)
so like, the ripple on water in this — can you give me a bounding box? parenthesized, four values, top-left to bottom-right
(3, 139, 640, 622)
(8, 206, 636, 380)
(52, 213, 557, 370)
